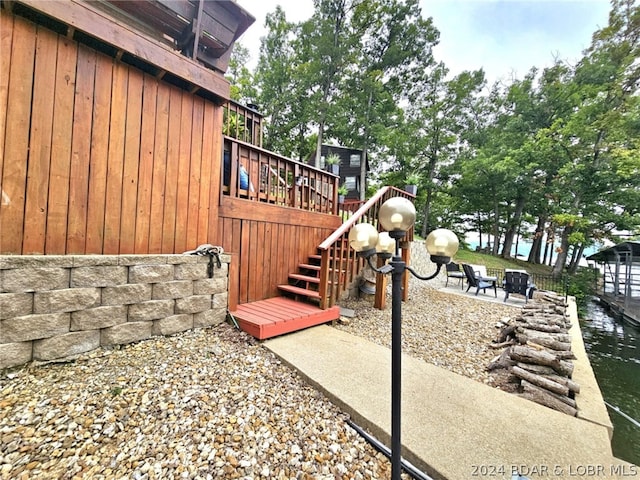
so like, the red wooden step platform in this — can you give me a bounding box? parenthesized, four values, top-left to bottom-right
(230, 297, 341, 340)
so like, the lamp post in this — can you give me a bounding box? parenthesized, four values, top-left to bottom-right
(348, 197, 459, 480)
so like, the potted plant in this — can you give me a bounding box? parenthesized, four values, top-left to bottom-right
(405, 173, 420, 195)
(325, 153, 341, 175)
(337, 184, 348, 203)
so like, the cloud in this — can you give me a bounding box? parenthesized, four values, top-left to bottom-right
(235, 0, 611, 83)
(422, 0, 611, 83)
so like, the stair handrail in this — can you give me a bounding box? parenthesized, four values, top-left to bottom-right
(318, 186, 414, 250)
(317, 186, 416, 308)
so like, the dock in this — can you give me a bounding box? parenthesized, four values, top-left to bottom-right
(587, 241, 640, 328)
(596, 292, 640, 327)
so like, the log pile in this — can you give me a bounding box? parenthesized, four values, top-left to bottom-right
(488, 293, 580, 416)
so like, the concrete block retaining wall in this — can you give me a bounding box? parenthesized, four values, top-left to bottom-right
(0, 254, 230, 369)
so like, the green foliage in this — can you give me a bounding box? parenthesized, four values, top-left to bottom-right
(226, 43, 257, 104)
(566, 268, 597, 317)
(325, 153, 341, 165)
(453, 249, 552, 275)
(222, 110, 246, 139)
(229, 0, 639, 269)
(405, 173, 420, 185)
(109, 386, 123, 397)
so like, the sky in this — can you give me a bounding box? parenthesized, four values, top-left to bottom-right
(234, 0, 612, 85)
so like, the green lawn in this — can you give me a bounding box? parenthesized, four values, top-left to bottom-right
(453, 248, 554, 275)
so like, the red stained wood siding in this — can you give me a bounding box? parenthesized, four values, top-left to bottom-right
(0, 7, 344, 311)
(0, 11, 228, 256)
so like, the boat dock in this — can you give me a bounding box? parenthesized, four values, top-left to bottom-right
(588, 241, 640, 328)
(596, 292, 640, 327)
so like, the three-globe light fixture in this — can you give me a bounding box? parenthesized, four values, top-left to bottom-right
(347, 197, 459, 480)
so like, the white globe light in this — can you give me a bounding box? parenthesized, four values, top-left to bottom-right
(379, 197, 416, 232)
(425, 229, 459, 258)
(348, 223, 379, 252)
(376, 232, 396, 255)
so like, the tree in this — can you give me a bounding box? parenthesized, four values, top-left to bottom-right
(548, 0, 639, 275)
(226, 43, 257, 104)
(254, 8, 311, 158)
(306, 0, 359, 167)
(332, 0, 440, 200)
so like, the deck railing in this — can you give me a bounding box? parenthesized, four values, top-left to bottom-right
(223, 100, 263, 147)
(317, 186, 416, 309)
(223, 136, 339, 214)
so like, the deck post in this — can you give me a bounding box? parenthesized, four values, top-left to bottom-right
(319, 249, 331, 309)
(401, 240, 411, 302)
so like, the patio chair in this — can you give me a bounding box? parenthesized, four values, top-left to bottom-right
(462, 263, 497, 297)
(503, 270, 536, 303)
(445, 261, 465, 289)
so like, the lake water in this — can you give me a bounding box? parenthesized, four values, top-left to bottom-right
(580, 301, 640, 465)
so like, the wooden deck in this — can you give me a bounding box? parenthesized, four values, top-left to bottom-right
(230, 297, 341, 340)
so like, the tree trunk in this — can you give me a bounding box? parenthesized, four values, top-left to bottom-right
(501, 196, 525, 258)
(420, 154, 438, 238)
(420, 187, 433, 238)
(492, 200, 500, 255)
(528, 215, 547, 264)
(512, 366, 569, 396)
(314, 121, 324, 168)
(552, 225, 573, 277)
(360, 89, 373, 201)
(544, 223, 555, 266)
(510, 345, 574, 377)
(520, 381, 578, 416)
(568, 243, 586, 274)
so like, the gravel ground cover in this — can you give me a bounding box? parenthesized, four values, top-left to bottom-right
(336, 280, 516, 385)
(1, 244, 517, 480)
(336, 244, 517, 384)
(1, 326, 404, 480)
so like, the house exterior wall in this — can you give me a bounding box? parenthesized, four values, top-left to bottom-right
(318, 145, 365, 199)
(0, 254, 230, 369)
(0, 8, 224, 255)
(0, 4, 345, 312)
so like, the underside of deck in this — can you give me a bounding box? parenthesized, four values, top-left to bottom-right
(230, 297, 341, 340)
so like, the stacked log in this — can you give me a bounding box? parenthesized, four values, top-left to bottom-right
(488, 293, 580, 416)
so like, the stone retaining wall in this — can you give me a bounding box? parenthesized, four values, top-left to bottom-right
(0, 254, 230, 369)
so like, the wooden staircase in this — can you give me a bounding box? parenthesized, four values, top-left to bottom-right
(230, 249, 342, 340)
(278, 254, 327, 302)
(230, 186, 416, 340)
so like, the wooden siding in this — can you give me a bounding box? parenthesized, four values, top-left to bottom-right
(13, 0, 230, 98)
(218, 198, 341, 307)
(0, 11, 224, 255)
(1, 8, 345, 310)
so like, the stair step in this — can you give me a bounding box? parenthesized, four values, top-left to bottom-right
(277, 284, 321, 299)
(299, 263, 321, 271)
(289, 273, 320, 283)
(230, 298, 341, 340)
(309, 254, 347, 264)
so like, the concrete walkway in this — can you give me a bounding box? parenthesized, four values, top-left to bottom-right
(264, 299, 637, 479)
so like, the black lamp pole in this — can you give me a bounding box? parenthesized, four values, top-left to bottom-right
(368, 230, 444, 480)
(349, 197, 457, 480)
(389, 239, 404, 480)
